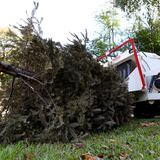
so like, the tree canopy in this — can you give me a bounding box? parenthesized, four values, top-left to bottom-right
(114, 0, 160, 14)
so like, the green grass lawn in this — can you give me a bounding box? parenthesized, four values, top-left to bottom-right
(0, 118, 160, 160)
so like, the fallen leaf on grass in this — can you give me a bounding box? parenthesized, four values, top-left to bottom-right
(24, 153, 35, 160)
(80, 153, 97, 160)
(80, 153, 105, 160)
(119, 152, 128, 160)
(140, 122, 160, 127)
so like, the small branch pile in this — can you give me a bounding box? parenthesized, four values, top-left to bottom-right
(0, 3, 133, 143)
(0, 35, 133, 143)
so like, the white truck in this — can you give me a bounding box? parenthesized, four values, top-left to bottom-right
(98, 38, 160, 117)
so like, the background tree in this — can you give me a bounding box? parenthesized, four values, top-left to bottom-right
(114, 0, 160, 54)
(96, 9, 120, 49)
(0, 28, 20, 107)
(89, 8, 122, 63)
(114, 0, 160, 15)
(134, 19, 160, 54)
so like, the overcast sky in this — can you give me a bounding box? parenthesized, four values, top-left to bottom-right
(0, 0, 107, 43)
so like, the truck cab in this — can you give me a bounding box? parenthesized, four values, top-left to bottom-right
(99, 38, 160, 117)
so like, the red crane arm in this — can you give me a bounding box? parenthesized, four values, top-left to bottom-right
(97, 38, 145, 90)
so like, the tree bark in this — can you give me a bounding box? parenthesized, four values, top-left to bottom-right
(0, 61, 42, 84)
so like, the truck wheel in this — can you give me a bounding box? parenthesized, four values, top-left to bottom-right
(134, 102, 155, 118)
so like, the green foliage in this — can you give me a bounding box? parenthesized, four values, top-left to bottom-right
(134, 20, 160, 54)
(114, 0, 160, 14)
(114, 0, 159, 30)
(97, 10, 120, 30)
(89, 8, 121, 62)
(89, 37, 108, 63)
(96, 9, 120, 49)
(91, 38, 106, 52)
(113, 0, 160, 55)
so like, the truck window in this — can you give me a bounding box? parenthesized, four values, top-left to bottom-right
(117, 60, 136, 79)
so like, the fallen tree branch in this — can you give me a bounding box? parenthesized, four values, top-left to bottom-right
(0, 61, 55, 108)
(0, 61, 43, 85)
(0, 61, 45, 114)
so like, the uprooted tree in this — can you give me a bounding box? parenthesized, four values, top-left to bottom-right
(0, 3, 133, 143)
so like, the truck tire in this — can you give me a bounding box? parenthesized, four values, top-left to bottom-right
(134, 101, 156, 118)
